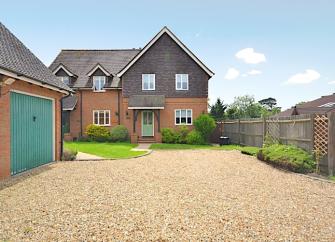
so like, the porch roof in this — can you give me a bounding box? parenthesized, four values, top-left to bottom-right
(62, 95, 78, 111)
(128, 95, 165, 109)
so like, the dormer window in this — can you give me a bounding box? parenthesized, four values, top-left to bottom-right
(60, 76, 70, 85)
(93, 76, 106, 92)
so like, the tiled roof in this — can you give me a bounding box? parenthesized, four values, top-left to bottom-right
(49, 49, 140, 88)
(128, 95, 165, 108)
(0, 22, 71, 92)
(62, 95, 77, 110)
(276, 93, 335, 117)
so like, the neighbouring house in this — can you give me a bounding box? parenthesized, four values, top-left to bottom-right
(277, 93, 335, 117)
(0, 23, 72, 179)
(49, 27, 214, 143)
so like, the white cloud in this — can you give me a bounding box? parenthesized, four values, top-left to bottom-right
(235, 48, 266, 64)
(247, 69, 262, 75)
(224, 68, 240, 80)
(241, 74, 248, 77)
(328, 80, 335, 85)
(284, 69, 321, 85)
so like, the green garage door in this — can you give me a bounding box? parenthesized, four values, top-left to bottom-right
(10, 92, 53, 175)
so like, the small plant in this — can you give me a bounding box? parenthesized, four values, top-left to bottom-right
(193, 114, 216, 142)
(62, 148, 78, 161)
(186, 130, 205, 145)
(109, 125, 129, 142)
(161, 128, 177, 143)
(176, 125, 189, 144)
(85, 124, 110, 142)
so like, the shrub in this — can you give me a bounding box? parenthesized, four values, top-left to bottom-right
(85, 124, 110, 142)
(161, 128, 177, 143)
(62, 148, 77, 161)
(193, 114, 216, 142)
(257, 144, 315, 173)
(186, 130, 205, 145)
(109, 125, 129, 142)
(176, 125, 190, 144)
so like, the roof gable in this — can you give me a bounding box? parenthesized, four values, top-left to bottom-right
(87, 63, 111, 76)
(117, 27, 214, 77)
(53, 63, 76, 77)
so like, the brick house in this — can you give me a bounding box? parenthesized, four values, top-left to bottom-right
(276, 93, 335, 117)
(49, 27, 214, 143)
(0, 23, 72, 179)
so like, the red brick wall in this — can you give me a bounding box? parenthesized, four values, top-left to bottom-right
(68, 90, 120, 139)
(0, 78, 63, 179)
(121, 97, 208, 142)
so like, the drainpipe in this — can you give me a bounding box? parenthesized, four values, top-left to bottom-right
(80, 90, 83, 137)
(117, 89, 121, 125)
(60, 92, 71, 160)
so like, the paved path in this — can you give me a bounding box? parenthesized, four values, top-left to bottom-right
(131, 143, 152, 151)
(0, 150, 334, 241)
(76, 152, 104, 160)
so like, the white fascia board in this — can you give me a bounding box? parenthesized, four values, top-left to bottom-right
(117, 27, 214, 77)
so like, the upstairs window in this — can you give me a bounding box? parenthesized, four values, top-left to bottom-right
(142, 74, 155, 90)
(175, 109, 192, 125)
(60, 76, 70, 85)
(176, 74, 188, 90)
(93, 110, 110, 126)
(93, 76, 106, 92)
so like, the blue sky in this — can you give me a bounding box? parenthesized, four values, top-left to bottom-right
(1, 0, 334, 109)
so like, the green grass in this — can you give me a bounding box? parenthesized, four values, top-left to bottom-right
(330, 176, 335, 181)
(150, 143, 259, 155)
(64, 142, 147, 159)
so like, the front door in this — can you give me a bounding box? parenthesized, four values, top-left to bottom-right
(142, 111, 154, 137)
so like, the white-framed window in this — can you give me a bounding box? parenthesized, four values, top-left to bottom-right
(93, 110, 110, 126)
(176, 74, 189, 90)
(175, 109, 192, 125)
(142, 74, 155, 90)
(93, 76, 106, 92)
(59, 76, 70, 85)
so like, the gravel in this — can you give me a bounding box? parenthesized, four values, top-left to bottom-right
(0, 150, 334, 241)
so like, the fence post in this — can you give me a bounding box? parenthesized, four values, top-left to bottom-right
(328, 112, 335, 176)
(262, 117, 267, 146)
(238, 119, 241, 145)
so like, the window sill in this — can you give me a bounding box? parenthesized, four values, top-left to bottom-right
(175, 123, 192, 126)
(93, 90, 106, 93)
(94, 124, 111, 127)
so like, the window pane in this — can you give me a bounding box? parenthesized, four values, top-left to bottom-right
(182, 81, 187, 90)
(181, 110, 186, 117)
(181, 117, 186, 124)
(94, 112, 99, 124)
(144, 80, 149, 90)
(176, 117, 180, 124)
(105, 111, 110, 125)
(187, 117, 192, 124)
(99, 112, 104, 124)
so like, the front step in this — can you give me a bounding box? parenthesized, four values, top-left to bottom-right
(138, 137, 155, 143)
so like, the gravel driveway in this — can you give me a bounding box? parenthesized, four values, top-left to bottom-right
(0, 150, 334, 241)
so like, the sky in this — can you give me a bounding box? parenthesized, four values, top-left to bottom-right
(1, 0, 334, 109)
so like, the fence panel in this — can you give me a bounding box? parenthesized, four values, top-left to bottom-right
(240, 118, 264, 147)
(222, 120, 240, 144)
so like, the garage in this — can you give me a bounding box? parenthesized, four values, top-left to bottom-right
(0, 22, 72, 180)
(10, 92, 54, 175)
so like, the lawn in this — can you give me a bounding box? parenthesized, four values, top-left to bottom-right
(150, 143, 259, 156)
(330, 176, 335, 181)
(64, 142, 147, 159)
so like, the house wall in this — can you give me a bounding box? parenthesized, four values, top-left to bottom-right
(0, 78, 63, 179)
(122, 33, 209, 98)
(67, 89, 119, 139)
(121, 97, 208, 142)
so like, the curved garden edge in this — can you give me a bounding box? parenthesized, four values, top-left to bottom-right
(73, 149, 153, 161)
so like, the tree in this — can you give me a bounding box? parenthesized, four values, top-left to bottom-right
(209, 98, 227, 121)
(259, 97, 277, 110)
(225, 95, 272, 119)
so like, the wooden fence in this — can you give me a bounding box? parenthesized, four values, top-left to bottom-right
(215, 113, 335, 175)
